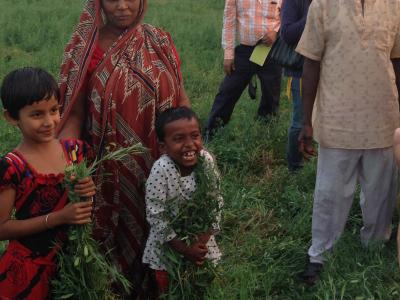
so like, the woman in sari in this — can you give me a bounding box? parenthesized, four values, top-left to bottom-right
(58, 0, 190, 297)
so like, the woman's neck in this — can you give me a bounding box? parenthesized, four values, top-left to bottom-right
(100, 25, 122, 50)
(98, 23, 138, 52)
(101, 24, 125, 39)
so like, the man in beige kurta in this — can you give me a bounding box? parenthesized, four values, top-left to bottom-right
(295, 0, 400, 285)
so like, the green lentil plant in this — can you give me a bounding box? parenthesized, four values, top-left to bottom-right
(160, 155, 223, 299)
(52, 143, 146, 300)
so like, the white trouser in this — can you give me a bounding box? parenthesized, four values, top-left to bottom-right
(308, 147, 398, 263)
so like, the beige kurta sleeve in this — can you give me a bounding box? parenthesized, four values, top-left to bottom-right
(295, 0, 325, 61)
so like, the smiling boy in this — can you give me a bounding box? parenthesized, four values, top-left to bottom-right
(142, 107, 222, 294)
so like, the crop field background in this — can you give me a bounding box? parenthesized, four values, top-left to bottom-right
(0, 0, 400, 298)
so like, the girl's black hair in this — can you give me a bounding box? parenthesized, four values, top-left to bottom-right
(0, 67, 60, 119)
(156, 107, 200, 142)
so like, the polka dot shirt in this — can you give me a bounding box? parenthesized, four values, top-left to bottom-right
(142, 150, 222, 271)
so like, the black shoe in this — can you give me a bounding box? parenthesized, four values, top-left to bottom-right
(299, 262, 323, 286)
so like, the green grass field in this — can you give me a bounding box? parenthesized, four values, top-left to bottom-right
(1, 0, 400, 298)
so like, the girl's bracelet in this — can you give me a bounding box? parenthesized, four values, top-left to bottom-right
(44, 213, 52, 229)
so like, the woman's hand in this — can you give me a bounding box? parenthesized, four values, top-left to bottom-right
(178, 85, 191, 107)
(57, 91, 86, 139)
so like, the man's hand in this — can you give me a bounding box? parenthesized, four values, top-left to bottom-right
(224, 59, 235, 75)
(391, 58, 400, 104)
(298, 124, 317, 160)
(393, 128, 400, 166)
(300, 58, 321, 160)
(261, 31, 278, 46)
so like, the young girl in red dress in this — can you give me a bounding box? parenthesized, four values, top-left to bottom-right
(0, 67, 96, 299)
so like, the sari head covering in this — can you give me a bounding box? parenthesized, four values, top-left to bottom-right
(59, 0, 181, 296)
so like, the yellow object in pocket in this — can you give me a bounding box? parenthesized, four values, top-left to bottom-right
(249, 44, 270, 66)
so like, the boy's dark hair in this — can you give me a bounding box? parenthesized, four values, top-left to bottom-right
(156, 107, 200, 142)
(1, 67, 60, 119)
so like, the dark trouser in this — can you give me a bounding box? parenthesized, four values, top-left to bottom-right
(206, 44, 282, 135)
(287, 77, 303, 171)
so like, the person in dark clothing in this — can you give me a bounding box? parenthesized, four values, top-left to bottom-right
(280, 0, 312, 171)
(205, 0, 283, 140)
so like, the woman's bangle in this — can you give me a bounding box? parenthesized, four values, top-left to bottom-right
(45, 213, 52, 229)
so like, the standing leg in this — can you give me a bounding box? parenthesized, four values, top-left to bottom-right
(358, 147, 398, 244)
(206, 45, 254, 136)
(286, 77, 303, 171)
(301, 147, 361, 285)
(308, 147, 361, 264)
(256, 59, 282, 118)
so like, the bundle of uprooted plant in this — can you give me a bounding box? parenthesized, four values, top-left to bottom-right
(52, 143, 146, 300)
(161, 155, 223, 299)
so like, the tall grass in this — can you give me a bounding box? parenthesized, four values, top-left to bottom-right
(0, 0, 399, 298)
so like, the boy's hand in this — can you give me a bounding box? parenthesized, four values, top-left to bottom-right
(197, 232, 212, 244)
(168, 238, 208, 266)
(72, 176, 96, 199)
(184, 241, 208, 266)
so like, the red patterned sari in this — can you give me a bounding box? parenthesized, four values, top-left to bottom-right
(58, 0, 181, 295)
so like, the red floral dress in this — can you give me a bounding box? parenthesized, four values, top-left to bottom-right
(0, 139, 90, 300)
